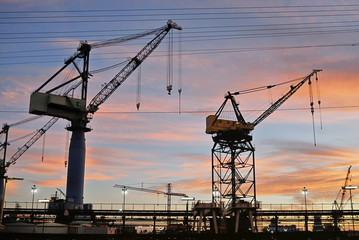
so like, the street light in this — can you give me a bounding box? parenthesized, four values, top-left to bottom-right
(302, 187, 308, 232)
(181, 197, 195, 229)
(122, 187, 127, 233)
(31, 185, 37, 223)
(344, 185, 358, 234)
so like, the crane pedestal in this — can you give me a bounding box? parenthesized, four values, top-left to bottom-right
(65, 121, 91, 210)
(211, 131, 256, 208)
(211, 131, 257, 232)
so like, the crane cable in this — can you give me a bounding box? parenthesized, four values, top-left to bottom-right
(315, 72, 323, 129)
(167, 30, 173, 95)
(178, 31, 183, 114)
(308, 77, 316, 146)
(136, 64, 141, 110)
(64, 130, 69, 167)
(41, 132, 46, 162)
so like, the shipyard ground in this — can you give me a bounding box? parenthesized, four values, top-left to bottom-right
(0, 231, 354, 240)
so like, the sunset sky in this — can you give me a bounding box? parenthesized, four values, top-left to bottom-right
(1, 0, 358, 209)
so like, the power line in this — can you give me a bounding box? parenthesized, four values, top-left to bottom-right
(2, 4, 359, 14)
(2, 22, 359, 41)
(0, 42, 357, 66)
(2, 19, 359, 36)
(1, 105, 358, 114)
(2, 12, 359, 24)
(2, 8, 359, 20)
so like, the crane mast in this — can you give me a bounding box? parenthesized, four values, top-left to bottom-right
(29, 20, 182, 210)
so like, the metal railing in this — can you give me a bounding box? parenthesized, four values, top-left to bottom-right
(4, 201, 357, 212)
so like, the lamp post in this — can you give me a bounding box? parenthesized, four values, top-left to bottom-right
(181, 197, 195, 229)
(344, 185, 358, 236)
(302, 187, 308, 232)
(31, 185, 37, 223)
(122, 187, 127, 233)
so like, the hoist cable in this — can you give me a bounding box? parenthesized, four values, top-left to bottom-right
(64, 129, 70, 168)
(167, 30, 173, 95)
(136, 64, 141, 111)
(308, 78, 316, 146)
(178, 31, 183, 114)
(315, 72, 323, 129)
(41, 132, 46, 162)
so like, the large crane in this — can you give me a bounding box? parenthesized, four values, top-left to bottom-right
(206, 70, 321, 232)
(29, 20, 182, 210)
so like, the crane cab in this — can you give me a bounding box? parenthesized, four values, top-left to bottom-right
(206, 115, 254, 134)
(29, 92, 86, 121)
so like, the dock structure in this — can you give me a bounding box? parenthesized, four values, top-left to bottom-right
(1, 202, 358, 235)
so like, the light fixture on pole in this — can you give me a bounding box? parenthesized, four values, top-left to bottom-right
(122, 187, 127, 233)
(344, 185, 358, 234)
(302, 187, 308, 232)
(31, 185, 37, 223)
(181, 197, 195, 229)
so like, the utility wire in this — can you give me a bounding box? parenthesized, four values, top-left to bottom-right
(3, 8, 359, 20)
(1, 105, 358, 114)
(2, 20, 359, 36)
(3, 13, 359, 24)
(1, 42, 357, 66)
(2, 4, 359, 13)
(2, 23, 359, 41)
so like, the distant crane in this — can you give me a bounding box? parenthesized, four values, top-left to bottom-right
(334, 165, 352, 211)
(332, 166, 358, 231)
(206, 69, 322, 209)
(114, 183, 187, 225)
(114, 183, 187, 212)
(29, 20, 182, 210)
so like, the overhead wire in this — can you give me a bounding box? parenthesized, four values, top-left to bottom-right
(1, 105, 358, 115)
(2, 8, 359, 21)
(3, 3, 359, 13)
(1, 42, 358, 66)
(3, 12, 359, 24)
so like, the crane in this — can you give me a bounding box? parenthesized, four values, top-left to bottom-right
(334, 165, 353, 211)
(114, 183, 187, 225)
(114, 183, 187, 211)
(29, 20, 182, 210)
(207, 69, 322, 209)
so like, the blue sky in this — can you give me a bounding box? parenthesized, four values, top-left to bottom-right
(1, 0, 359, 209)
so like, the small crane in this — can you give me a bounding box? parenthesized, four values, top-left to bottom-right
(113, 183, 187, 212)
(114, 183, 187, 226)
(334, 165, 353, 211)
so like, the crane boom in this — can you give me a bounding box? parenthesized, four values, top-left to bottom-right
(87, 20, 182, 114)
(251, 69, 322, 127)
(5, 117, 58, 168)
(113, 184, 187, 197)
(339, 165, 352, 210)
